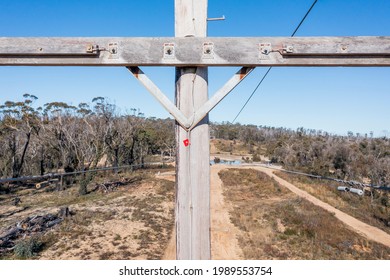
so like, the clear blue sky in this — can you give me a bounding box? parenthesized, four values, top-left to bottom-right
(0, 0, 389, 136)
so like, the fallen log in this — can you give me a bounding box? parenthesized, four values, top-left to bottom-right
(35, 181, 50, 189)
(0, 227, 20, 240)
(0, 210, 65, 253)
(95, 177, 142, 193)
(46, 218, 62, 228)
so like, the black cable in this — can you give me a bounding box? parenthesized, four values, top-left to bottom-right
(232, 0, 318, 123)
(0, 161, 169, 183)
(291, 0, 318, 37)
(232, 67, 272, 123)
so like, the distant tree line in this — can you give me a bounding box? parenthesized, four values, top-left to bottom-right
(1, 95, 389, 187)
(0, 95, 175, 178)
(212, 122, 390, 186)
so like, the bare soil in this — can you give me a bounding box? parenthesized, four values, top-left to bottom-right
(161, 166, 243, 260)
(162, 164, 390, 259)
(257, 166, 390, 248)
(219, 167, 390, 259)
(3, 162, 389, 260)
(0, 172, 175, 260)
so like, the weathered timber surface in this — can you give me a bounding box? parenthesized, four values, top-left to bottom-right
(128, 66, 190, 129)
(0, 37, 389, 66)
(174, 0, 211, 260)
(0, 212, 63, 253)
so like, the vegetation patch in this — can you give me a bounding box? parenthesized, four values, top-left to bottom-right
(0, 170, 175, 260)
(13, 235, 44, 259)
(130, 179, 175, 259)
(275, 172, 390, 235)
(219, 168, 390, 259)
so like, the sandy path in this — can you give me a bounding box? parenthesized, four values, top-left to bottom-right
(161, 166, 243, 259)
(156, 172, 176, 260)
(249, 165, 390, 248)
(162, 164, 390, 260)
(210, 165, 243, 259)
(162, 231, 176, 260)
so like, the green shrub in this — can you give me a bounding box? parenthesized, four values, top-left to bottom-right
(14, 236, 43, 259)
(252, 154, 261, 162)
(79, 174, 92, 195)
(283, 228, 297, 236)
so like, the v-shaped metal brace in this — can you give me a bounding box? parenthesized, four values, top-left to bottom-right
(127, 66, 254, 131)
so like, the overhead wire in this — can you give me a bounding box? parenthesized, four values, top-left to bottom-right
(232, 0, 319, 123)
(0, 162, 170, 183)
(246, 163, 390, 192)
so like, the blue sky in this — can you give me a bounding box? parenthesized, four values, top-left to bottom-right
(0, 0, 389, 136)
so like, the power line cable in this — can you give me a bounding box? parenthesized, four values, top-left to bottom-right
(248, 163, 390, 191)
(232, 67, 272, 123)
(3, 159, 389, 192)
(0, 161, 170, 183)
(232, 0, 318, 123)
(291, 0, 318, 37)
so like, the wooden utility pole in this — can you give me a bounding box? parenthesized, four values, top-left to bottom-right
(1, 0, 390, 261)
(174, 0, 210, 260)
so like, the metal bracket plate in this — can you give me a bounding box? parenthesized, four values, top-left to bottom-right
(108, 42, 118, 59)
(202, 42, 214, 59)
(282, 45, 294, 54)
(86, 44, 99, 53)
(259, 43, 272, 60)
(163, 43, 175, 59)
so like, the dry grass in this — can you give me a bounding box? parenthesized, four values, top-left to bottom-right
(275, 172, 390, 235)
(0, 170, 175, 260)
(219, 168, 390, 259)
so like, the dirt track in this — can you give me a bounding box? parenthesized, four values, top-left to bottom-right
(209, 165, 243, 259)
(162, 165, 243, 260)
(252, 165, 390, 248)
(163, 164, 390, 259)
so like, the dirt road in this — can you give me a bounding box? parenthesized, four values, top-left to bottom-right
(161, 166, 243, 260)
(162, 164, 390, 259)
(249, 165, 390, 248)
(209, 165, 243, 259)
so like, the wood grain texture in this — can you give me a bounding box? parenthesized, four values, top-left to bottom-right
(127, 66, 190, 129)
(175, 0, 211, 260)
(1, 37, 389, 66)
(190, 67, 254, 130)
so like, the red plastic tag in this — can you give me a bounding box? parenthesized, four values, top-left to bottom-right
(183, 139, 190, 147)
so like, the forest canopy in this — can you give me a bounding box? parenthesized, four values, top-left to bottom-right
(0, 95, 389, 187)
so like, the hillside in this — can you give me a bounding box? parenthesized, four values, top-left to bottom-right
(1, 96, 389, 260)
